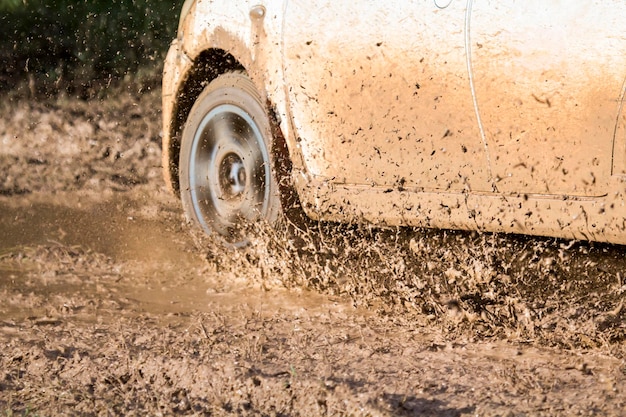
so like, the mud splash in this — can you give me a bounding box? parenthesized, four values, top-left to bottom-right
(1, 89, 625, 416)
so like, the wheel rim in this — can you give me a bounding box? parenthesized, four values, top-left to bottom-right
(188, 103, 271, 241)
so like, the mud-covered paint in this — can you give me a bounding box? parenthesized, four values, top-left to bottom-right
(470, 1, 626, 197)
(162, 38, 193, 191)
(163, 0, 626, 244)
(283, 1, 490, 193)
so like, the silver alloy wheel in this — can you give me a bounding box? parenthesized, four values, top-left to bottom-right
(179, 73, 280, 246)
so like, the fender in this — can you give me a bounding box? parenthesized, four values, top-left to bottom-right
(162, 1, 304, 197)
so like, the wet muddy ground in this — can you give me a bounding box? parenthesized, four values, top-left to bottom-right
(1, 89, 625, 416)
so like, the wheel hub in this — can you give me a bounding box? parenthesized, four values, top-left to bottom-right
(218, 152, 246, 199)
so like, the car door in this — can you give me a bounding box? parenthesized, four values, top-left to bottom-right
(470, 0, 626, 197)
(282, 0, 492, 193)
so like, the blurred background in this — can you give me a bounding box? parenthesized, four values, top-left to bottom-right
(0, 0, 184, 98)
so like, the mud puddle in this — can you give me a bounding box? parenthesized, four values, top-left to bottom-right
(0, 191, 352, 322)
(0, 192, 192, 263)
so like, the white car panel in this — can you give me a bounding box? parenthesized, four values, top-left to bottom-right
(471, 1, 626, 197)
(283, 1, 491, 193)
(163, 0, 626, 244)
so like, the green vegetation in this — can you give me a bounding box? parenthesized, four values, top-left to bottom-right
(0, 0, 24, 11)
(0, 0, 184, 97)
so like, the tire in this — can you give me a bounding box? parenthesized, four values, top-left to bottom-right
(179, 72, 281, 246)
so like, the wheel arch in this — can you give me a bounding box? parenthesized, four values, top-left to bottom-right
(164, 48, 245, 195)
(164, 47, 294, 201)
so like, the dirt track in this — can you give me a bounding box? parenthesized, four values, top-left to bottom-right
(1, 89, 625, 416)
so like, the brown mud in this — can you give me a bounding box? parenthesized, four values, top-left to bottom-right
(1, 89, 625, 416)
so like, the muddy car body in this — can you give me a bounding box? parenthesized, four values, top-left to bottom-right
(163, 0, 626, 245)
